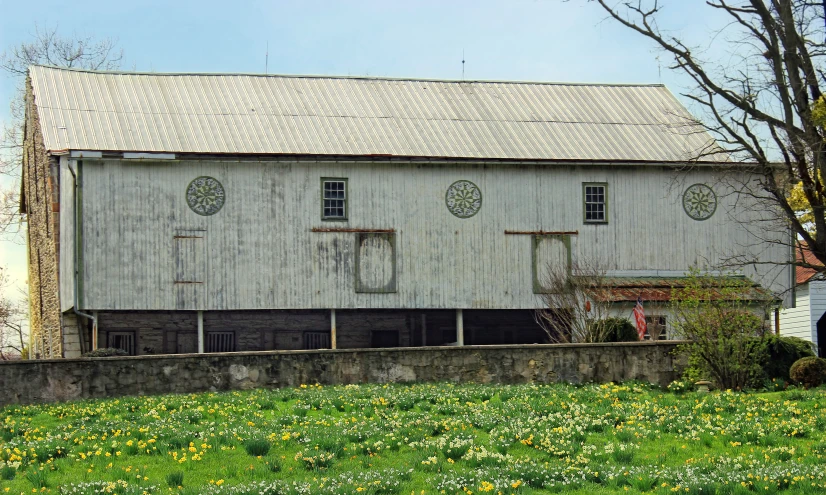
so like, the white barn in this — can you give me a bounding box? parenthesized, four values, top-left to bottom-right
(21, 66, 793, 358)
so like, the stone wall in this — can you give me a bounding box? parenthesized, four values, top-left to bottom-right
(0, 342, 684, 406)
(22, 77, 62, 359)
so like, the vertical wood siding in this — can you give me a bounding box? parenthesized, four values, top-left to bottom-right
(77, 159, 791, 310)
(59, 156, 75, 313)
(808, 281, 826, 346)
(355, 233, 396, 293)
(533, 235, 569, 293)
(173, 229, 206, 310)
(780, 284, 812, 341)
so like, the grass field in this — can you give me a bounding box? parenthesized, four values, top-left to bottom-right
(1, 381, 825, 494)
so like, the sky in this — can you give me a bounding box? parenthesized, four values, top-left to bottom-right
(0, 0, 731, 307)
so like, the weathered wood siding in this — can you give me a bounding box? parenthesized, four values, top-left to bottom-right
(809, 281, 826, 348)
(59, 155, 76, 313)
(780, 282, 824, 345)
(73, 159, 791, 310)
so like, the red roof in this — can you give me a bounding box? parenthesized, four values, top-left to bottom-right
(795, 244, 823, 285)
(593, 277, 774, 303)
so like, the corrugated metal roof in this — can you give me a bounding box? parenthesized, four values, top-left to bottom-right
(594, 277, 773, 302)
(29, 65, 727, 162)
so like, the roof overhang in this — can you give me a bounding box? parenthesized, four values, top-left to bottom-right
(591, 276, 778, 304)
(49, 149, 751, 168)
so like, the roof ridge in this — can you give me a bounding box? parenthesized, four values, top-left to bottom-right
(29, 64, 666, 88)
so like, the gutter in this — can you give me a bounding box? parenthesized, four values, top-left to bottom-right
(67, 160, 97, 352)
(52, 149, 739, 168)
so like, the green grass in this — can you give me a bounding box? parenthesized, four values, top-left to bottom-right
(1, 382, 825, 494)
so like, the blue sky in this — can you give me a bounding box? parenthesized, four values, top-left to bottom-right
(0, 0, 729, 296)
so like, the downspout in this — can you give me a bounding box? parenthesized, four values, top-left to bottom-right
(68, 160, 96, 352)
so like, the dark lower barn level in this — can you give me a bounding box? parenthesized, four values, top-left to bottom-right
(70, 309, 551, 356)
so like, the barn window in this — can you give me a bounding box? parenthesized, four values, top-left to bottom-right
(644, 315, 667, 340)
(108, 332, 135, 356)
(321, 178, 348, 220)
(583, 183, 608, 223)
(206, 331, 236, 352)
(303, 332, 331, 349)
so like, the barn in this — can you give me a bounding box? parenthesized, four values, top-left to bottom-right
(21, 65, 792, 358)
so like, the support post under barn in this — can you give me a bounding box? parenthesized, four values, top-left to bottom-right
(197, 311, 204, 353)
(456, 309, 464, 346)
(331, 309, 337, 349)
(92, 311, 99, 351)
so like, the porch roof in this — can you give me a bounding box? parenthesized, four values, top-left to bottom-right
(594, 276, 775, 303)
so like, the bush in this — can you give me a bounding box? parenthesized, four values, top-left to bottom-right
(83, 347, 128, 357)
(760, 335, 815, 381)
(672, 270, 769, 390)
(789, 356, 826, 388)
(244, 438, 271, 457)
(667, 379, 692, 395)
(266, 457, 282, 473)
(166, 471, 184, 488)
(1, 465, 15, 480)
(601, 317, 639, 342)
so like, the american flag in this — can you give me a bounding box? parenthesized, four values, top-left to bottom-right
(632, 296, 647, 340)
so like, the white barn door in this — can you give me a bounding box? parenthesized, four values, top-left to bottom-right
(173, 229, 206, 310)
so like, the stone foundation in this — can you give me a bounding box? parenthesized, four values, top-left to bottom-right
(0, 342, 684, 406)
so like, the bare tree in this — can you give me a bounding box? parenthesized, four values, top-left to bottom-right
(589, 1, 826, 273)
(0, 267, 27, 360)
(0, 25, 122, 242)
(534, 259, 619, 343)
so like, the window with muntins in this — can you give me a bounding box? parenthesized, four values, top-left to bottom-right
(644, 316, 667, 340)
(583, 183, 607, 223)
(322, 179, 347, 220)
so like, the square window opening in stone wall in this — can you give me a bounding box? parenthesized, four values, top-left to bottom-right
(304, 331, 331, 349)
(207, 331, 236, 352)
(370, 330, 400, 348)
(108, 331, 136, 356)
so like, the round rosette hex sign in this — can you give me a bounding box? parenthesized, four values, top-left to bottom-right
(682, 183, 717, 221)
(186, 176, 225, 216)
(445, 180, 482, 218)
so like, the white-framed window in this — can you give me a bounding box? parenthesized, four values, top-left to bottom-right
(322, 178, 348, 220)
(206, 331, 236, 352)
(644, 315, 667, 340)
(108, 331, 136, 355)
(583, 183, 608, 223)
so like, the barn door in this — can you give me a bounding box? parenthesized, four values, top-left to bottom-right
(173, 229, 206, 309)
(532, 234, 571, 293)
(355, 233, 397, 293)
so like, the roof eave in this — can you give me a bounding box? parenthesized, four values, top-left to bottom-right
(46, 149, 740, 167)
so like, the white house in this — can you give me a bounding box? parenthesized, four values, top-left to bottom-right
(780, 246, 824, 356)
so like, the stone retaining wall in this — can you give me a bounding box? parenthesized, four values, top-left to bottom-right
(0, 342, 685, 406)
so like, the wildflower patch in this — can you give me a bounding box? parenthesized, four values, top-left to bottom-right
(0, 382, 825, 493)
